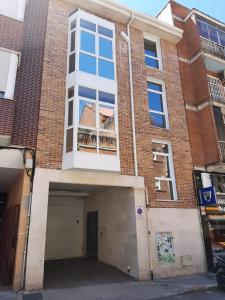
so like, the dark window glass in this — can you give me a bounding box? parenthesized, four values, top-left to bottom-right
(99, 37, 113, 59)
(80, 19, 96, 32)
(99, 91, 115, 104)
(68, 101, 73, 126)
(79, 86, 96, 100)
(79, 53, 96, 75)
(219, 31, 225, 46)
(81, 31, 95, 54)
(148, 82, 162, 92)
(66, 128, 73, 153)
(144, 40, 157, 58)
(70, 31, 75, 52)
(98, 59, 114, 80)
(208, 25, 219, 44)
(150, 112, 166, 128)
(148, 92, 164, 112)
(69, 53, 75, 73)
(70, 19, 76, 31)
(0, 91, 5, 98)
(68, 87, 74, 99)
(145, 56, 159, 69)
(152, 142, 169, 154)
(197, 20, 209, 39)
(98, 26, 113, 38)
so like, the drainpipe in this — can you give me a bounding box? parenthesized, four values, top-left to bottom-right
(121, 11, 138, 177)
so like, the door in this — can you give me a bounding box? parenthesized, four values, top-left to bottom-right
(86, 211, 98, 259)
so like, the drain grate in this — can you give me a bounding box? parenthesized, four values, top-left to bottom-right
(23, 293, 43, 300)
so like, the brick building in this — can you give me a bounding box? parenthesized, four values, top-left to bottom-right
(0, 0, 205, 291)
(158, 1, 225, 272)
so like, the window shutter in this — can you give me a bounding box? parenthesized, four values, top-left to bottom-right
(213, 106, 225, 141)
(0, 50, 11, 93)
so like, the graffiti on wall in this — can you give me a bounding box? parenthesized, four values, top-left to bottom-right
(156, 232, 175, 264)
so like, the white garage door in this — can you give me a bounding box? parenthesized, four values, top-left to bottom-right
(45, 197, 83, 260)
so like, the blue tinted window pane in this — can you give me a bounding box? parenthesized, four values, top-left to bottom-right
(145, 56, 159, 69)
(98, 26, 113, 38)
(81, 31, 95, 54)
(150, 112, 166, 128)
(79, 53, 96, 75)
(80, 19, 96, 32)
(148, 92, 164, 112)
(208, 25, 219, 43)
(99, 91, 115, 104)
(99, 59, 114, 80)
(148, 82, 162, 92)
(144, 40, 157, 57)
(99, 37, 113, 59)
(219, 31, 225, 46)
(197, 20, 209, 39)
(79, 86, 96, 100)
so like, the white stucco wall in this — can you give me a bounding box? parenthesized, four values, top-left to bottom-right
(148, 208, 206, 278)
(157, 2, 174, 26)
(84, 187, 150, 280)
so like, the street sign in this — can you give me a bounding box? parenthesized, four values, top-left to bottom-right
(199, 187, 217, 206)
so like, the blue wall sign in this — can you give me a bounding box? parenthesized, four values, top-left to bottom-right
(199, 187, 217, 206)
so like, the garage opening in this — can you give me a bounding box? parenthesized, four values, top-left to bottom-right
(44, 183, 138, 289)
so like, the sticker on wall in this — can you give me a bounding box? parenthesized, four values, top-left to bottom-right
(136, 206, 144, 218)
(156, 232, 175, 264)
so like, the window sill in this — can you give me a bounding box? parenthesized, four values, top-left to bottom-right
(0, 97, 15, 102)
(146, 64, 163, 72)
(0, 13, 24, 22)
(156, 199, 178, 202)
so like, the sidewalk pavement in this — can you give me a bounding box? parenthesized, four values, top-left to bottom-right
(0, 274, 217, 300)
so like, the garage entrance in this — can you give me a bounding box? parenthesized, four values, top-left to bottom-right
(44, 182, 143, 288)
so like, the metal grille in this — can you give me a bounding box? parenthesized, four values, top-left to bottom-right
(201, 38, 225, 60)
(208, 76, 225, 103)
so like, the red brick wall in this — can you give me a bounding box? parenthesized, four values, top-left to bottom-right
(11, 0, 49, 148)
(36, 0, 196, 208)
(0, 15, 24, 52)
(0, 99, 15, 136)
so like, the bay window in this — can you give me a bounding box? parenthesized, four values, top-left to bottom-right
(197, 18, 225, 46)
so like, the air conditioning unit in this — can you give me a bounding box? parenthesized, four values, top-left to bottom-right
(219, 70, 225, 83)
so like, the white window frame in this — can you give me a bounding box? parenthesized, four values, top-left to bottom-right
(0, 0, 26, 21)
(0, 48, 19, 100)
(147, 77, 169, 129)
(144, 33, 163, 71)
(196, 17, 225, 46)
(152, 139, 177, 201)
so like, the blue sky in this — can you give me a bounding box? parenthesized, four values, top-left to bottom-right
(116, 0, 225, 23)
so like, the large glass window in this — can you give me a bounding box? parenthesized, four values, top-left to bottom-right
(152, 141, 177, 201)
(148, 81, 168, 128)
(78, 19, 115, 80)
(144, 39, 160, 69)
(197, 18, 225, 46)
(77, 86, 117, 155)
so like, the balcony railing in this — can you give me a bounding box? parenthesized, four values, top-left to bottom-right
(220, 141, 225, 163)
(208, 76, 225, 103)
(201, 38, 225, 61)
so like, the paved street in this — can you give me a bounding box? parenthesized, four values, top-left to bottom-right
(165, 289, 225, 299)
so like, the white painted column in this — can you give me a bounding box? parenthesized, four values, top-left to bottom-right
(133, 188, 150, 280)
(25, 170, 50, 291)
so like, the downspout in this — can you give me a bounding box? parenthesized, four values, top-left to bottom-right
(127, 12, 138, 177)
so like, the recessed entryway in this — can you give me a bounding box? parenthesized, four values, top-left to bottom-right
(44, 258, 133, 289)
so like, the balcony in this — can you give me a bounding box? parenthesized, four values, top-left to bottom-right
(208, 76, 225, 104)
(201, 38, 225, 61)
(201, 38, 225, 73)
(220, 141, 225, 163)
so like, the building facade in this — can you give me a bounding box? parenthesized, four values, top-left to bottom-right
(0, 0, 205, 292)
(158, 1, 225, 272)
